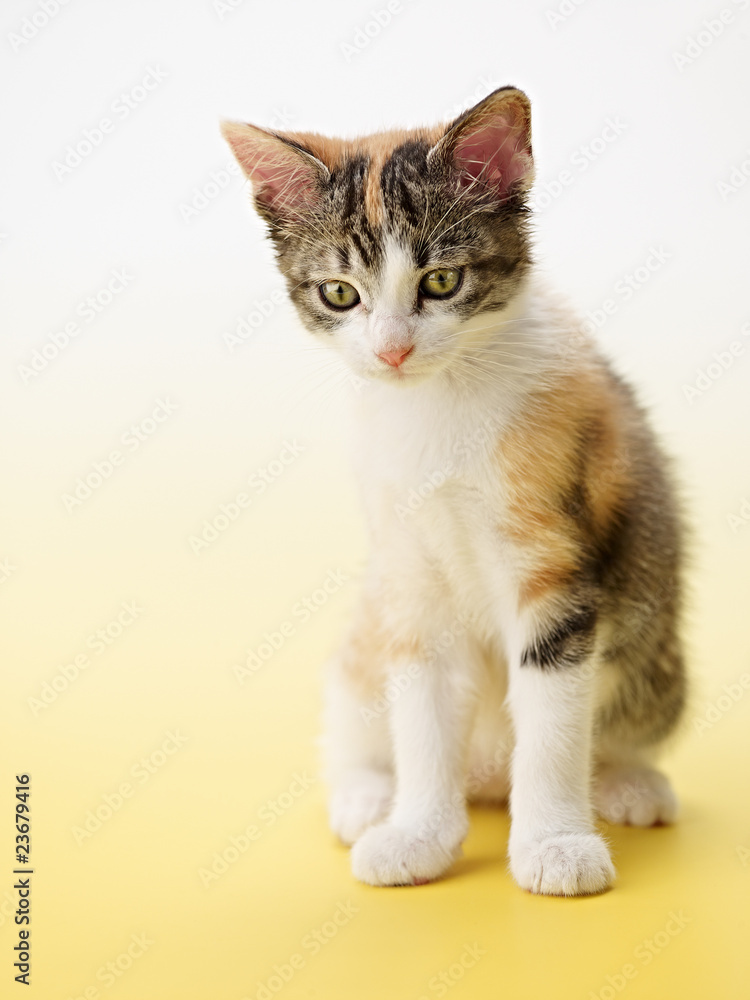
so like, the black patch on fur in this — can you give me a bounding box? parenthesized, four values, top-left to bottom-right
(349, 228, 375, 269)
(331, 156, 368, 220)
(381, 141, 431, 229)
(521, 607, 598, 670)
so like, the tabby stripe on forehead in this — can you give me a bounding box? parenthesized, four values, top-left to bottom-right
(391, 178, 422, 227)
(334, 157, 367, 220)
(340, 167, 358, 220)
(350, 228, 375, 268)
(380, 142, 429, 229)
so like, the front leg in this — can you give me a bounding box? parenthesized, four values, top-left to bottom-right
(507, 607, 615, 896)
(351, 636, 479, 886)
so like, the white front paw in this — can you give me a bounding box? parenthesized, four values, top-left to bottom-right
(509, 831, 615, 896)
(329, 770, 393, 846)
(351, 819, 466, 887)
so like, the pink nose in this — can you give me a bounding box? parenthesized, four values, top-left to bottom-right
(378, 346, 413, 367)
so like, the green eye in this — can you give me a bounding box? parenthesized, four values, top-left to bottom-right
(319, 279, 360, 310)
(419, 268, 462, 299)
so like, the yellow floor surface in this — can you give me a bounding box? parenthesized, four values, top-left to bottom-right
(3, 404, 749, 1000)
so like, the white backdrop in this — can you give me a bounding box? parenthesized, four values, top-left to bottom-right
(2, 0, 749, 696)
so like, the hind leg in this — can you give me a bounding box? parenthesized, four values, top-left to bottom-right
(324, 652, 394, 846)
(322, 595, 397, 847)
(593, 742, 678, 826)
(593, 664, 683, 827)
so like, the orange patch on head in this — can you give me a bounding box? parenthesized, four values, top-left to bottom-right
(280, 125, 446, 230)
(363, 153, 385, 226)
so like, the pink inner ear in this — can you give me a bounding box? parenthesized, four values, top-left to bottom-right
(453, 112, 532, 198)
(222, 123, 323, 218)
(250, 146, 320, 216)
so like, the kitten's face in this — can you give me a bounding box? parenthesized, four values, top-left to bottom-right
(222, 88, 534, 384)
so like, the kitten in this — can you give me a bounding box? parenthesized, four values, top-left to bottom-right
(221, 87, 686, 895)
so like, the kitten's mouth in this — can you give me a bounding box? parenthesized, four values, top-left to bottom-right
(374, 359, 436, 385)
(368, 345, 454, 384)
(382, 363, 414, 380)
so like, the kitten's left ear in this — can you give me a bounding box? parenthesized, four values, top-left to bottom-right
(429, 86, 534, 201)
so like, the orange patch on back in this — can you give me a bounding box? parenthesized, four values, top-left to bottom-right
(518, 563, 578, 607)
(497, 357, 636, 612)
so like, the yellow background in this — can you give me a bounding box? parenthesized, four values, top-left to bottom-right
(2, 1, 749, 998)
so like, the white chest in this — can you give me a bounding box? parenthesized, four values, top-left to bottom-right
(353, 380, 524, 643)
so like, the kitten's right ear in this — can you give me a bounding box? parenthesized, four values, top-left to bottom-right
(220, 121, 328, 222)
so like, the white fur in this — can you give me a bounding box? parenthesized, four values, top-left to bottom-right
(594, 765, 678, 826)
(352, 638, 478, 886)
(321, 254, 673, 894)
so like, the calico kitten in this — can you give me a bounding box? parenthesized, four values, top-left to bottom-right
(221, 87, 686, 895)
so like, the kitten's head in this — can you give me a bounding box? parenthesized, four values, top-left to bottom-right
(221, 87, 534, 384)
